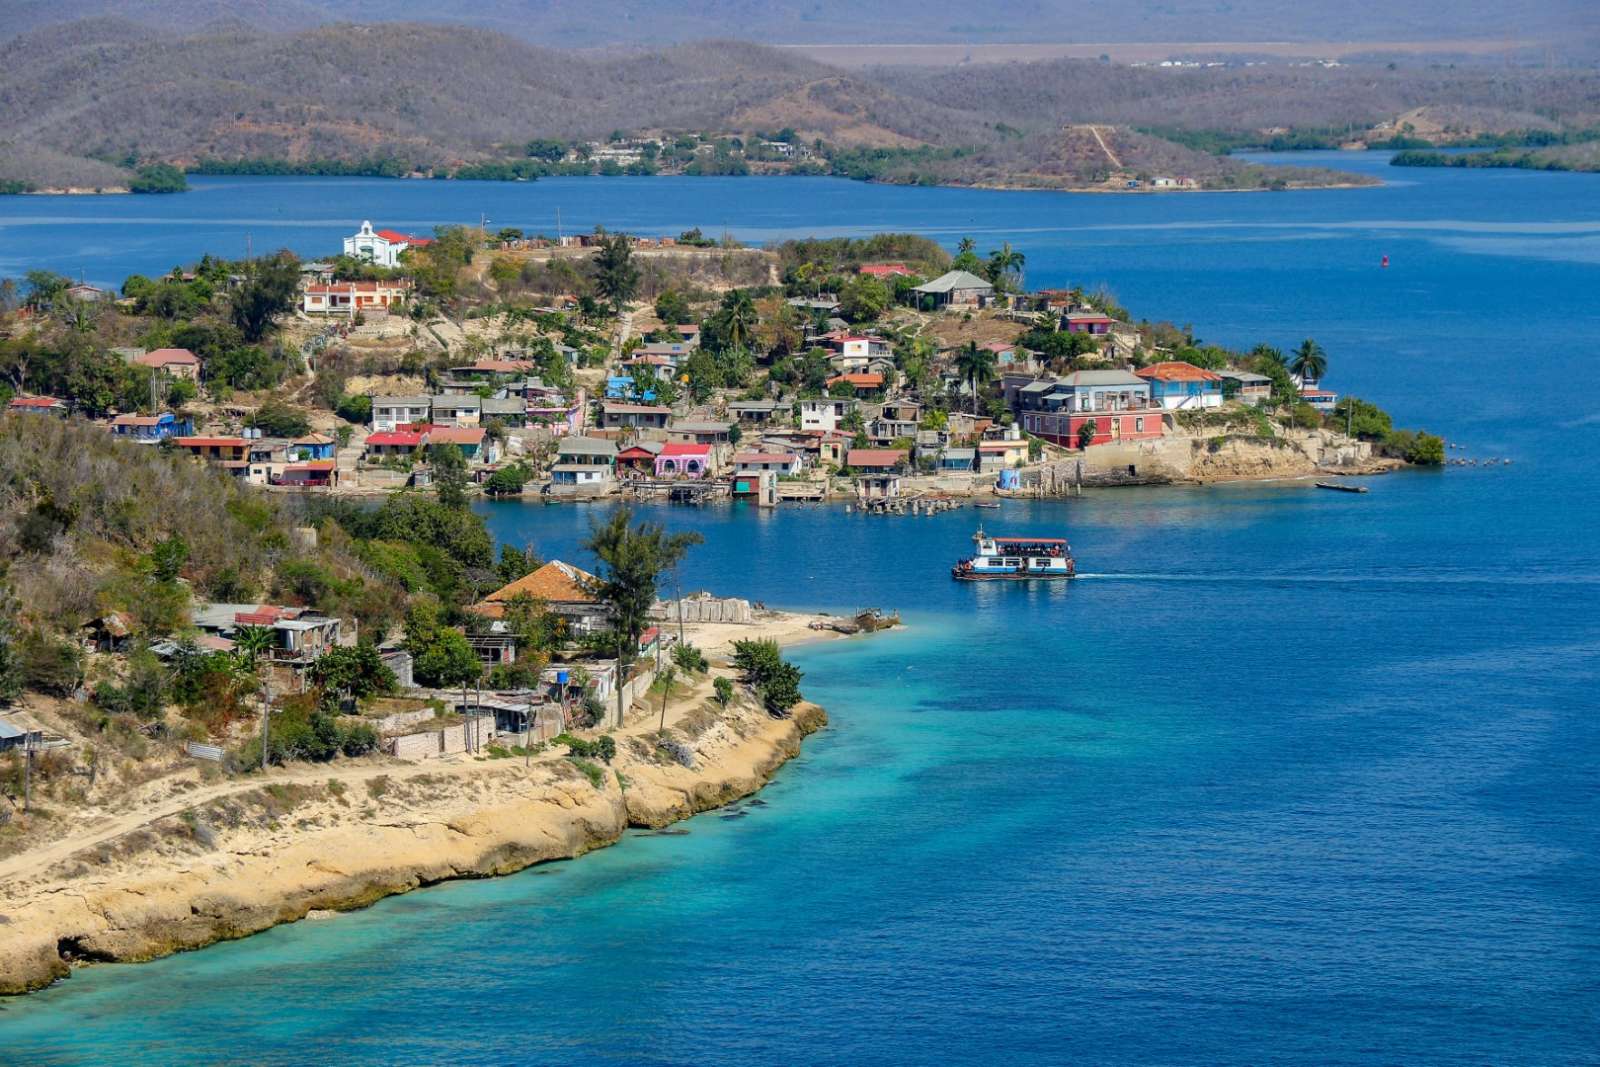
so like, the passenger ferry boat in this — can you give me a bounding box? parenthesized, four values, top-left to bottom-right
(951, 528, 1076, 581)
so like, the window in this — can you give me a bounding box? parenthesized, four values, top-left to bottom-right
(1135, 418, 1144, 433)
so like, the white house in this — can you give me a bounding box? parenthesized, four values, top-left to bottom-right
(1135, 362, 1225, 410)
(371, 395, 433, 432)
(344, 221, 433, 269)
(733, 451, 803, 476)
(799, 398, 856, 433)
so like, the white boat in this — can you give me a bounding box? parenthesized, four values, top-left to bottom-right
(951, 529, 1076, 581)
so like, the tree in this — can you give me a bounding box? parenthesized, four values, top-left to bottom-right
(985, 242, 1025, 290)
(1077, 420, 1097, 450)
(149, 535, 189, 582)
(1331, 397, 1393, 440)
(716, 289, 759, 352)
(1290, 338, 1328, 386)
(429, 443, 470, 510)
(582, 508, 702, 726)
(230, 252, 300, 343)
(953, 341, 998, 415)
(406, 605, 480, 689)
(839, 275, 890, 323)
(309, 645, 398, 706)
(592, 234, 639, 315)
(233, 625, 276, 671)
(713, 676, 734, 708)
(951, 237, 983, 275)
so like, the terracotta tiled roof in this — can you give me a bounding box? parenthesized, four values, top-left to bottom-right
(483, 560, 598, 607)
(135, 348, 200, 367)
(827, 373, 885, 388)
(1135, 361, 1222, 382)
(8, 396, 64, 409)
(427, 426, 485, 446)
(847, 449, 906, 468)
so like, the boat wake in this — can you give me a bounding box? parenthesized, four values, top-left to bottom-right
(1074, 572, 1600, 586)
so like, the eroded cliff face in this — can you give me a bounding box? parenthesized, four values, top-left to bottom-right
(0, 702, 826, 996)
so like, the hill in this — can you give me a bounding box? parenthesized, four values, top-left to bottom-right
(0, 23, 1368, 193)
(2, 0, 1594, 49)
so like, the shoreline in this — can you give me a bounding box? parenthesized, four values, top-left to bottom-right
(0, 611, 865, 998)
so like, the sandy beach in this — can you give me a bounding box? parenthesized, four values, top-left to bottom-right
(0, 610, 866, 996)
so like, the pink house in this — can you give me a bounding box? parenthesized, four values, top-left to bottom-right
(133, 348, 202, 381)
(654, 442, 712, 479)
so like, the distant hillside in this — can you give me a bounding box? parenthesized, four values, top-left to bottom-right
(873, 57, 1600, 136)
(0, 23, 1373, 193)
(3, 0, 1593, 48)
(0, 26, 982, 166)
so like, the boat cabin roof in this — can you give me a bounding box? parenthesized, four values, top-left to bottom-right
(990, 536, 1067, 544)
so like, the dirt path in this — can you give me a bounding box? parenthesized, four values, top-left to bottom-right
(1087, 125, 1124, 169)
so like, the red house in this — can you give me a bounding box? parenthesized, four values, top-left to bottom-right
(1062, 312, 1116, 335)
(859, 263, 912, 278)
(1023, 409, 1164, 449)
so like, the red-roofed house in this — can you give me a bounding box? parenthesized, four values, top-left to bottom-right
(276, 459, 339, 488)
(133, 348, 202, 381)
(827, 373, 885, 396)
(1136, 362, 1224, 410)
(1062, 311, 1117, 335)
(427, 425, 495, 462)
(654, 442, 712, 479)
(365, 428, 430, 458)
(858, 263, 911, 278)
(7, 395, 67, 416)
(302, 279, 413, 315)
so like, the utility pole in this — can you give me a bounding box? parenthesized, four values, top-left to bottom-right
(21, 737, 33, 813)
(259, 671, 273, 769)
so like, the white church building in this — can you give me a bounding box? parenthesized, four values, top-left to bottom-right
(343, 221, 432, 268)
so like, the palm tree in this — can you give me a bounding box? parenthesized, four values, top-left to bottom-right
(1290, 338, 1328, 387)
(1250, 342, 1287, 369)
(986, 243, 1026, 290)
(233, 625, 276, 672)
(722, 290, 758, 352)
(954, 341, 998, 415)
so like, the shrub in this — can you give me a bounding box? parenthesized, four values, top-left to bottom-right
(672, 642, 709, 674)
(18, 629, 83, 696)
(554, 732, 617, 764)
(570, 757, 606, 789)
(713, 676, 734, 707)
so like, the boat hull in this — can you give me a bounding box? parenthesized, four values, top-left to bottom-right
(953, 572, 1075, 581)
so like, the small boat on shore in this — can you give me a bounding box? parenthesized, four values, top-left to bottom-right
(1315, 481, 1369, 494)
(952, 528, 1076, 581)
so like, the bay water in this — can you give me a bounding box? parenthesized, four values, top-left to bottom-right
(1, 155, 1598, 1064)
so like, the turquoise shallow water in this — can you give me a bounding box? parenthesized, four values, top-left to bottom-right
(3, 157, 1600, 1063)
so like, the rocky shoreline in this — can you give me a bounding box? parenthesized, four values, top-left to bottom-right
(0, 687, 827, 997)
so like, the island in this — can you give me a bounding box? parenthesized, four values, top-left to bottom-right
(0, 223, 1442, 995)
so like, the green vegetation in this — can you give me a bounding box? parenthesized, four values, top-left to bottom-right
(582, 508, 701, 726)
(730, 639, 803, 717)
(129, 164, 188, 194)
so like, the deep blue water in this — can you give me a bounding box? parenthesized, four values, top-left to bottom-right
(3, 157, 1600, 1064)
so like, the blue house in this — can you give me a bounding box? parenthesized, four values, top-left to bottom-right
(289, 433, 336, 461)
(111, 411, 191, 442)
